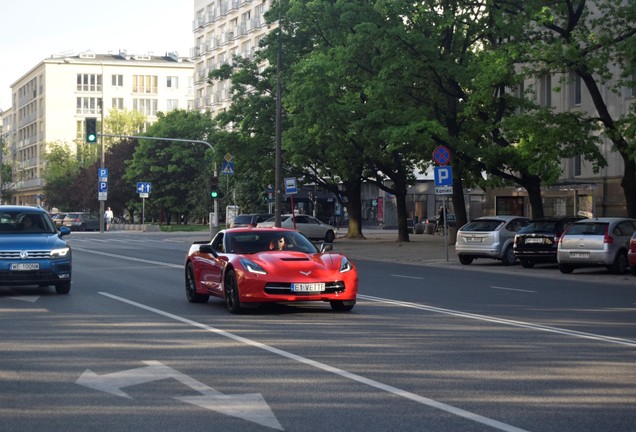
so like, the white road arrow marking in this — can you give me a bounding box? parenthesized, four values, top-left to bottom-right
(76, 360, 282, 430)
(8, 296, 40, 302)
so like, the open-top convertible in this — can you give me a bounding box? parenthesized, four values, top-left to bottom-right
(184, 228, 357, 313)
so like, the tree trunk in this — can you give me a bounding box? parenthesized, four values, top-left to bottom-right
(343, 179, 365, 239)
(451, 161, 468, 228)
(523, 175, 544, 219)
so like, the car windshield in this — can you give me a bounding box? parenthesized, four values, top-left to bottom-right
(461, 219, 504, 232)
(233, 215, 252, 224)
(566, 223, 608, 235)
(224, 231, 318, 254)
(0, 211, 56, 234)
(518, 221, 558, 234)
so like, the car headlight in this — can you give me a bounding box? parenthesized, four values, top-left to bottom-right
(239, 258, 267, 275)
(339, 257, 353, 273)
(50, 247, 70, 258)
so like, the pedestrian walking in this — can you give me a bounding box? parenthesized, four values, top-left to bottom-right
(104, 207, 114, 231)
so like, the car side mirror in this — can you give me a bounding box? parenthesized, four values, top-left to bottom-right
(59, 226, 71, 236)
(199, 244, 218, 257)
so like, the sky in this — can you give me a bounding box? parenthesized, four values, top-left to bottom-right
(0, 0, 194, 110)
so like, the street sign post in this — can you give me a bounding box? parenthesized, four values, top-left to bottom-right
(136, 182, 152, 225)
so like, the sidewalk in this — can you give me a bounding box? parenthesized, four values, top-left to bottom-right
(333, 228, 456, 264)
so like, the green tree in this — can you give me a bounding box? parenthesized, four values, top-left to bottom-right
(124, 110, 217, 224)
(504, 0, 636, 217)
(42, 142, 80, 210)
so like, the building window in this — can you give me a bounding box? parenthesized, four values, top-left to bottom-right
(166, 99, 179, 111)
(133, 98, 158, 116)
(76, 97, 102, 114)
(76, 74, 102, 92)
(112, 98, 124, 110)
(541, 74, 552, 107)
(166, 76, 179, 88)
(628, 73, 636, 99)
(112, 74, 123, 87)
(570, 72, 582, 106)
(132, 75, 158, 94)
(574, 154, 582, 176)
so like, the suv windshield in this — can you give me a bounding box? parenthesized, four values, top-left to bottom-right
(0, 211, 56, 234)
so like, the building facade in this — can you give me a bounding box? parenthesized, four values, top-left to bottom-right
(1, 50, 194, 206)
(192, 0, 272, 117)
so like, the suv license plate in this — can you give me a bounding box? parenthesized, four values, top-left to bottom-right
(292, 283, 325, 292)
(11, 263, 40, 271)
(570, 252, 590, 259)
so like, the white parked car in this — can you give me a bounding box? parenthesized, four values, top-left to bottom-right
(257, 214, 336, 242)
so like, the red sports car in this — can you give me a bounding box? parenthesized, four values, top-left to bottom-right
(184, 228, 358, 313)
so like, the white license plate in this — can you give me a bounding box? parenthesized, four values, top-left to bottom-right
(291, 282, 325, 292)
(570, 252, 590, 259)
(466, 237, 482, 243)
(11, 263, 40, 271)
(526, 238, 543, 244)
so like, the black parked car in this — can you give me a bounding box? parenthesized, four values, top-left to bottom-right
(513, 216, 585, 268)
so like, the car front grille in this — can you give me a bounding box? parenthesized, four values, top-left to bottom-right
(264, 281, 346, 295)
(0, 250, 51, 259)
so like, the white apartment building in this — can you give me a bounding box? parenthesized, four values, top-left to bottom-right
(2, 50, 194, 206)
(192, 0, 272, 117)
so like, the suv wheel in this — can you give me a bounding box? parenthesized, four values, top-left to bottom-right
(458, 255, 473, 265)
(520, 259, 535, 268)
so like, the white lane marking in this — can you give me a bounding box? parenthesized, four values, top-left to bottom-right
(359, 294, 636, 348)
(391, 274, 424, 280)
(100, 292, 529, 432)
(73, 247, 182, 269)
(490, 286, 536, 293)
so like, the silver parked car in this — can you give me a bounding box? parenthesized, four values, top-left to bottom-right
(257, 214, 337, 242)
(455, 215, 530, 265)
(556, 217, 636, 274)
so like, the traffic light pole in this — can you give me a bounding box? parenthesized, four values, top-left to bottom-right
(97, 134, 218, 236)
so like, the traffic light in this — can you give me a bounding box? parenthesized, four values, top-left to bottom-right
(210, 176, 224, 199)
(85, 117, 98, 143)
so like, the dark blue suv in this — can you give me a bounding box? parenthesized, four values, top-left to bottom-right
(0, 206, 72, 294)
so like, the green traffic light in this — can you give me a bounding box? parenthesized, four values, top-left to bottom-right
(87, 134, 97, 142)
(211, 191, 218, 198)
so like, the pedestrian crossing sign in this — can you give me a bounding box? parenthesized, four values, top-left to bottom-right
(222, 161, 234, 175)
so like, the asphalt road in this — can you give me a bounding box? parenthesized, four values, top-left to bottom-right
(1, 231, 635, 432)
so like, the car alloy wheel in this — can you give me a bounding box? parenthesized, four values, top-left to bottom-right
(224, 269, 243, 314)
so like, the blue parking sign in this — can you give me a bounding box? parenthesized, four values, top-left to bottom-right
(434, 166, 453, 186)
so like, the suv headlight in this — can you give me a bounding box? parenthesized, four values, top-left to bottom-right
(50, 247, 70, 258)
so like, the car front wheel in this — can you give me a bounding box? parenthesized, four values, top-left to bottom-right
(55, 281, 71, 294)
(324, 230, 336, 243)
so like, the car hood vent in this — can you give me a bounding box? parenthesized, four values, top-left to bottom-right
(280, 257, 310, 262)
